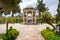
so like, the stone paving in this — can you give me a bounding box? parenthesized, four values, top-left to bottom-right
(0, 23, 56, 40)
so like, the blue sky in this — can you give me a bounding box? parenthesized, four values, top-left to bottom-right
(19, 0, 58, 16)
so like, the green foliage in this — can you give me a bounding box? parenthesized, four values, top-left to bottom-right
(41, 11, 56, 30)
(46, 27, 50, 30)
(42, 11, 54, 23)
(0, 27, 19, 40)
(0, 0, 22, 17)
(41, 27, 60, 40)
(7, 27, 19, 40)
(42, 11, 52, 19)
(37, 0, 47, 12)
(36, 17, 41, 22)
(57, 21, 60, 25)
(56, 0, 60, 22)
(0, 17, 23, 24)
(36, 17, 44, 23)
(0, 34, 8, 40)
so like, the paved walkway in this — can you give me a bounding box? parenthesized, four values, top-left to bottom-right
(0, 23, 55, 40)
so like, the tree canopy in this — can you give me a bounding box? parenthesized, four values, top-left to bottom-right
(0, 0, 21, 10)
(0, 0, 22, 34)
(0, 0, 22, 16)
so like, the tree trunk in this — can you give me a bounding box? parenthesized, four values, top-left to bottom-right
(12, 14, 14, 17)
(43, 18, 56, 30)
(0, 12, 2, 17)
(6, 22, 8, 34)
(47, 22, 56, 30)
(38, 11, 41, 17)
(0, 13, 2, 17)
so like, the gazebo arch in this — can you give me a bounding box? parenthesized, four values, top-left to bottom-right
(23, 5, 36, 24)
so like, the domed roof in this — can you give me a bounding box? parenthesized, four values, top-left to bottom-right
(23, 5, 36, 10)
(26, 5, 34, 8)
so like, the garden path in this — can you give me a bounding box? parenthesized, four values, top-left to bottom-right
(0, 23, 55, 40)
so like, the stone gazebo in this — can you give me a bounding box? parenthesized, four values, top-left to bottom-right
(23, 5, 36, 24)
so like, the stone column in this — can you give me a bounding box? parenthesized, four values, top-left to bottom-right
(23, 12, 25, 23)
(35, 11, 36, 24)
(32, 11, 33, 24)
(26, 11, 28, 24)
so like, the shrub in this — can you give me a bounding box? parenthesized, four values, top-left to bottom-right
(57, 21, 60, 25)
(0, 17, 23, 24)
(46, 27, 50, 30)
(7, 27, 19, 40)
(0, 34, 8, 40)
(41, 27, 60, 40)
(0, 27, 19, 40)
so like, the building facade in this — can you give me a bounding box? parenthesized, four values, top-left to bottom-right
(23, 5, 36, 24)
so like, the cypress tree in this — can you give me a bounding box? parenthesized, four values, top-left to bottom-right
(37, 0, 48, 16)
(56, 0, 60, 22)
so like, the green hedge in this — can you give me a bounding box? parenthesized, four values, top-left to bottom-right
(0, 27, 19, 40)
(7, 27, 19, 40)
(0, 34, 8, 40)
(0, 17, 23, 24)
(41, 27, 60, 40)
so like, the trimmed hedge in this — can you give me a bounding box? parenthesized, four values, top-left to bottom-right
(0, 17, 23, 24)
(41, 27, 60, 40)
